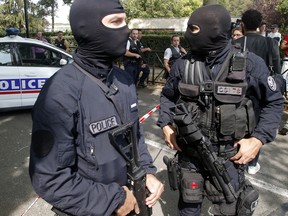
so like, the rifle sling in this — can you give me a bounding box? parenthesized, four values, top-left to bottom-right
(73, 62, 127, 124)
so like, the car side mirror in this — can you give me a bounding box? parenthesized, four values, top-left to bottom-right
(59, 59, 68, 66)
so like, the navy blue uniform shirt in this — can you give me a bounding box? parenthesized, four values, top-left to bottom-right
(29, 63, 156, 216)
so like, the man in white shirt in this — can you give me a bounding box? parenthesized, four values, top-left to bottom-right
(163, 35, 187, 78)
(268, 24, 281, 46)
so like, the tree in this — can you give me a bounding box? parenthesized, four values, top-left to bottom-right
(247, 0, 282, 27)
(0, 0, 52, 35)
(0, 0, 25, 32)
(37, 0, 58, 32)
(123, 0, 202, 22)
(276, 0, 288, 31)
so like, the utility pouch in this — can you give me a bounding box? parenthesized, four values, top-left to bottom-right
(227, 51, 246, 82)
(204, 179, 225, 203)
(180, 168, 204, 203)
(163, 156, 180, 190)
(236, 180, 259, 216)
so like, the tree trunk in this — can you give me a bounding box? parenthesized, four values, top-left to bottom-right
(51, 4, 54, 32)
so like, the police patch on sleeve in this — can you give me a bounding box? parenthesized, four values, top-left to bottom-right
(89, 116, 118, 135)
(267, 76, 277, 91)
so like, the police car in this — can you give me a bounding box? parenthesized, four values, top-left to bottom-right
(0, 28, 73, 110)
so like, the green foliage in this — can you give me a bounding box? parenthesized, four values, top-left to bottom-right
(123, 0, 202, 22)
(0, 0, 51, 35)
(277, 0, 288, 32)
(220, 0, 252, 17)
(0, 0, 25, 34)
(138, 34, 188, 52)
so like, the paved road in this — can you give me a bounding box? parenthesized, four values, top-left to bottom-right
(0, 85, 287, 216)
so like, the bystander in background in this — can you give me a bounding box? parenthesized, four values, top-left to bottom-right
(259, 22, 267, 37)
(163, 35, 187, 79)
(268, 24, 281, 46)
(278, 32, 288, 135)
(54, 31, 70, 52)
(33, 31, 48, 59)
(231, 26, 243, 40)
(235, 9, 281, 175)
(123, 29, 142, 85)
(136, 29, 151, 87)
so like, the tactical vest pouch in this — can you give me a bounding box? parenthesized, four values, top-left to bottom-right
(219, 104, 236, 136)
(236, 180, 259, 216)
(178, 82, 200, 99)
(235, 106, 247, 139)
(204, 179, 225, 203)
(218, 97, 255, 140)
(235, 98, 255, 139)
(180, 168, 204, 203)
(244, 99, 256, 135)
(227, 52, 246, 82)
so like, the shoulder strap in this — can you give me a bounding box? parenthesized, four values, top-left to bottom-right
(73, 62, 127, 124)
(183, 59, 204, 85)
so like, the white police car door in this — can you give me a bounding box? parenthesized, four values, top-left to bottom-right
(0, 42, 21, 109)
(16, 43, 63, 107)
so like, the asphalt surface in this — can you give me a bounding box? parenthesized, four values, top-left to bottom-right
(0, 84, 288, 216)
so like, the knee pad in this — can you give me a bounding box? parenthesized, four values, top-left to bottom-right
(236, 180, 259, 216)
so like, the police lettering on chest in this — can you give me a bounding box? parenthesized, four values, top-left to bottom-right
(89, 116, 119, 135)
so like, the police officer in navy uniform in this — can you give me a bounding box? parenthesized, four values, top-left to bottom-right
(124, 29, 142, 85)
(29, 0, 163, 216)
(163, 35, 187, 79)
(158, 5, 283, 216)
(54, 31, 70, 52)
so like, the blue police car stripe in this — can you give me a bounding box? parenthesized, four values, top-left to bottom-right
(0, 78, 47, 94)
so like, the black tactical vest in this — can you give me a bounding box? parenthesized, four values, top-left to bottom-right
(177, 46, 255, 142)
(168, 46, 183, 67)
(55, 38, 67, 50)
(123, 38, 141, 65)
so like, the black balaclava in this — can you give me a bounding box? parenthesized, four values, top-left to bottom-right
(184, 4, 231, 56)
(69, 0, 129, 70)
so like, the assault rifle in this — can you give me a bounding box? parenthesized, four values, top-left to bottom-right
(197, 136, 237, 203)
(109, 122, 152, 216)
(171, 103, 237, 203)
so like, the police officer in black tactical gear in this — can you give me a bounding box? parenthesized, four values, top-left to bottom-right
(29, 0, 163, 216)
(158, 4, 283, 216)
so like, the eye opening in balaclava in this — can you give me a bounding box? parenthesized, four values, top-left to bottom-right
(69, 0, 130, 68)
(187, 24, 201, 35)
(184, 4, 231, 56)
(101, 12, 127, 29)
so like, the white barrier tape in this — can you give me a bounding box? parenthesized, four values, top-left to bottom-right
(21, 195, 40, 216)
(139, 104, 160, 123)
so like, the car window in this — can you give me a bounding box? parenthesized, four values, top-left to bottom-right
(17, 43, 64, 67)
(0, 43, 12, 66)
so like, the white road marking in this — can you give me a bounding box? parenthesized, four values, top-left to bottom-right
(145, 138, 288, 199)
(246, 176, 288, 198)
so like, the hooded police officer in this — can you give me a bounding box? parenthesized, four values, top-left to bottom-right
(158, 4, 283, 216)
(29, 0, 163, 215)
